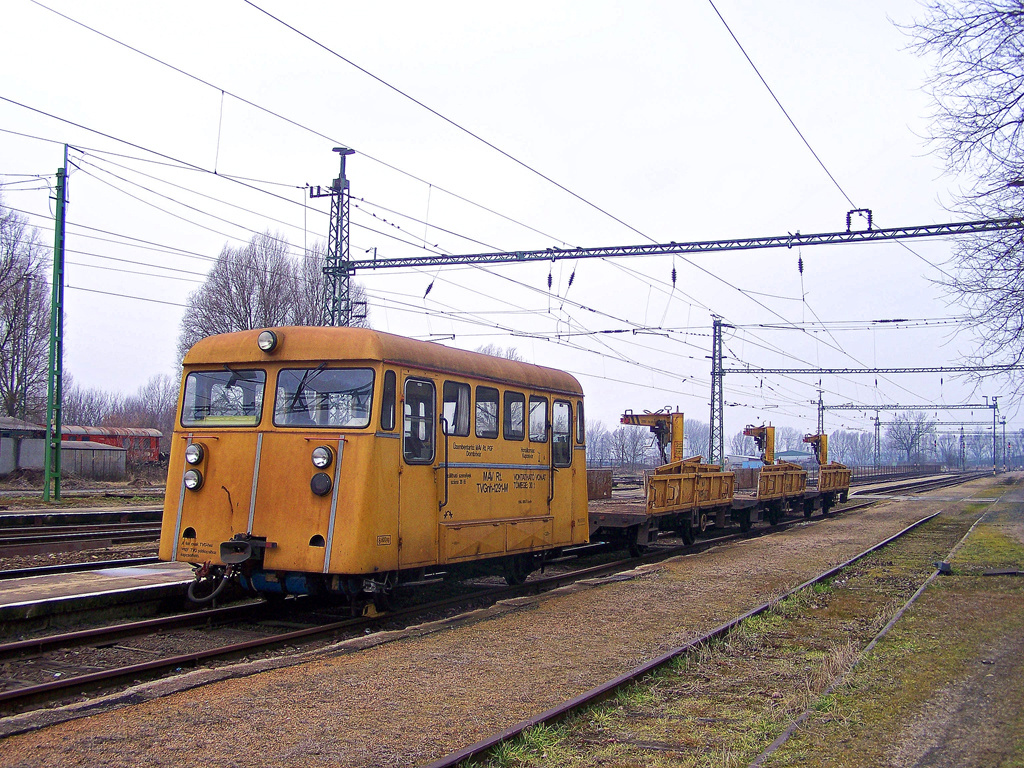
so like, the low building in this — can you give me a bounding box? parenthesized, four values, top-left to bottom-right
(0, 417, 127, 480)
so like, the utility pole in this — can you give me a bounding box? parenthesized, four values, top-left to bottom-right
(816, 388, 824, 438)
(310, 147, 360, 326)
(959, 427, 966, 471)
(709, 317, 725, 466)
(991, 396, 999, 473)
(1001, 417, 1007, 471)
(44, 146, 68, 502)
(873, 413, 881, 468)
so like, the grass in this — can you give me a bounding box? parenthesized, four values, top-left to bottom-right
(466, 494, 1024, 767)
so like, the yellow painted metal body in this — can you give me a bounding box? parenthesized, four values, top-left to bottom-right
(803, 433, 851, 494)
(817, 462, 852, 492)
(645, 457, 735, 515)
(754, 461, 808, 500)
(620, 410, 685, 463)
(159, 327, 589, 581)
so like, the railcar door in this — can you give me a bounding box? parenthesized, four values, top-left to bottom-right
(550, 398, 577, 544)
(398, 375, 440, 567)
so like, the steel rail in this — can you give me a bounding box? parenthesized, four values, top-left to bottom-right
(421, 511, 944, 768)
(0, 473, 973, 717)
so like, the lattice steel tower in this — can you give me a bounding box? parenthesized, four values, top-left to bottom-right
(310, 147, 356, 326)
(709, 317, 725, 466)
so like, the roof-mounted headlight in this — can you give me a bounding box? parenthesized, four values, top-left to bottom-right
(257, 330, 278, 353)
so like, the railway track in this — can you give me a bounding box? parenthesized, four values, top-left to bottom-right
(0, 471, 984, 719)
(421, 470, 997, 767)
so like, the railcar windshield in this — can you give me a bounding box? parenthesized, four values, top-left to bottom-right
(181, 368, 266, 427)
(274, 367, 374, 428)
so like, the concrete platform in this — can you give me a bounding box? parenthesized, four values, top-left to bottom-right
(0, 561, 193, 636)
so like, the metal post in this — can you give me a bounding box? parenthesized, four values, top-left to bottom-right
(873, 413, 880, 468)
(708, 317, 725, 466)
(816, 389, 824, 439)
(992, 397, 999, 473)
(310, 147, 356, 326)
(1001, 417, 1007, 471)
(959, 427, 966, 471)
(44, 146, 68, 502)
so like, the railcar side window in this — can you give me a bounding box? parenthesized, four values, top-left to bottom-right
(529, 396, 548, 443)
(576, 399, 585, 444)
(553, 400, 571, 466)
(181, 369, 266, 427)
(442, 381, 471, 436)
(503, 391, 525, 441)
(404, 379, 435, 463)
(380, 370, 397, 431)
(476, 386, 499, 439)
(274, 368, 374, 428)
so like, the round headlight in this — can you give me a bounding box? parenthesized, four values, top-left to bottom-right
(185, 443, 205, 465)
(312, 446, 333, 469)
(311, 472, 333, 496)
(183, 469, 204, 491)
(257, 330, 278, 353)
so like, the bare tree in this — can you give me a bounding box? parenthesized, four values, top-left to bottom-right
(585, 420, 612, 467)
(908, 3, 1024, 391)
(885, 411, 936, 463)
(178, 232, 369, 360)
(610, 426, 652, 469)
(0, 198, 49, 421)
(683, 418, 710, 459)
(474, 344, 525, 362)
(729, 431, 756, 457)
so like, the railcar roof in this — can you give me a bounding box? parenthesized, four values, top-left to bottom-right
(183, 327, 584, 396)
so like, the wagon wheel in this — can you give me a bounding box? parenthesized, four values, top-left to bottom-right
(503, 553, 535, 585)
(679, 522, 695, 546)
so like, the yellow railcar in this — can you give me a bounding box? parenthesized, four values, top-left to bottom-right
(158, 327, 589, 605)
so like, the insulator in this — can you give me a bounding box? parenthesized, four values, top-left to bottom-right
(671, 266, 677, 286)
(424, 282, 433, 298)
(568, 270, 575, 288)
(798, 256, 804, 274)
(547, 271, 552, 290)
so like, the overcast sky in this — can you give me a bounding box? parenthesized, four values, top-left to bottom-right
(1, 0, 1013, 443)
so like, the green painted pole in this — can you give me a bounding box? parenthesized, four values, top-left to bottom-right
(43, 146, 68, 502)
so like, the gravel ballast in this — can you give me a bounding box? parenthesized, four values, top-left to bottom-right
(0, 484, 985, 767)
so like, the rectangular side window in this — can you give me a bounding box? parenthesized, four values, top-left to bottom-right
(553, 400, 571, 466)
(529, 396, 548, 443)
(576, 399, 585, 444)
(476, 386, 499, 439)
(503, 391, 525, 441)
(380, 370, 396, 431)
(403, 379, 435, 464)
(442, 381, 471, 436)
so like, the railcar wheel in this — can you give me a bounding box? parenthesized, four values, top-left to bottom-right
(503, 553, 535, 585)
(680, 522, 695, 546)
(699, 513, 709, 533)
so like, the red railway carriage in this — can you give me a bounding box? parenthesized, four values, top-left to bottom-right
(62, 426, 163, 463)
